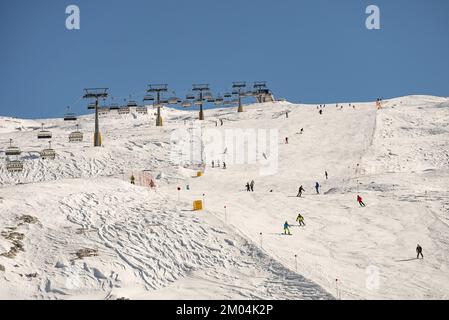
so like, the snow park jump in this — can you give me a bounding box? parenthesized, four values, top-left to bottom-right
(1, 0, 449, 315)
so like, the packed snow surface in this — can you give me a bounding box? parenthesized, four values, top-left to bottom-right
(1, 95, 448, 299)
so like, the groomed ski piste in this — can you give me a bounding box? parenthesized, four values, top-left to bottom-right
(1, 95, 448, 300)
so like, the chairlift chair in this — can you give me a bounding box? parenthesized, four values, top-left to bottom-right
(127, 100, 138, 108)
(186, 94, 195, 100)
(69, 124, 83, 142)
(41, 141, 56, 160)
(87, 103, 96, 110)
(109, 103, 120, 110)
(136, 106, 148, 114)
(5, 139, 21, 156)
(194, 99, 203, 106)
(6, 160, 23, 173)
(181, 100, 192, 108)
(224, 92, 232, 98)
(37, 124, 52, 140)
(143, 95, 155, 102)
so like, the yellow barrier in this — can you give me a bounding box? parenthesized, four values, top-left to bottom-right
(193, 200, 203, 211)
(197, 171, 202, 177)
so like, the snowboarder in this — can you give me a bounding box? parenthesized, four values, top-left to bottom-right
(357, 195, 366, 207)
(130, 175, 135, 185)
(315, 182, 320, 194)
(246, 182, 251, 192)
(297, 185, 305, 197)
(416, 244, 424, 259)
(325, 171, 328, 180)
(296, 213, 306, 226)
(250, 180, 255, 192)
(284, 221, 292, 235)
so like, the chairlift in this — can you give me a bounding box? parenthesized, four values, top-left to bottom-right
(207, 98, 215, 103)
(64, 106, 77, 121)
(143, 95, 155, 102)
(136, 106, 148, 114)
(37, 123, 52, 140)
(231, 99, 239, 105)
(6, 159, 23, 173)
(194, 99, 203, 106)
(118, 106, 131, 115)
(223, 100, 231, 106)
(168, 96, 179, 104)
(5, 139, 21, 156)
(224, 92, 232, 98)
(40, 141, 56, 160)
(109, 103, 119, 110)
(87, 103, 96, 110)
(69, 124, 83, 142)
(181, 100, 192, 108)
(186, 94, 195, 100)
(127, 100, 138, 108)
(203, 92, 213, 100)
(245, 91, 254, 97)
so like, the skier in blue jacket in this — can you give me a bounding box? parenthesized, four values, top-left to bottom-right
(284, 221, 292, 235)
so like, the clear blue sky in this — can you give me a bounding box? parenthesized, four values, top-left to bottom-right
(1, 0, 448, 118)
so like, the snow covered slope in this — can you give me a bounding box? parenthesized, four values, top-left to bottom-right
(1, 95, 448, 299)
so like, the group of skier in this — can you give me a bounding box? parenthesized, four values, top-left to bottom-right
(245, 180, 255, 192)
(283, 213, 306, 235)
(212, 160, 226, 169)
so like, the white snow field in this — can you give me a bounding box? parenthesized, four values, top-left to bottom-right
(0, 95, 448, 300)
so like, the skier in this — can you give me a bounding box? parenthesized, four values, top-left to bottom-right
(212, 160, 215, 168)
(223, 162, 227, 169)
(246, 182, 251, 192)
(297, 185, 305, 197)
(325, 171, 328, 180)
(300, 128, 304, 134)
(416, 244, 424, 259)
(130, 175, 135, 185)
(284, 221, 292, 235)
(296, 213, 305, 226)
(250, 180, 255, 192)
(220, 119, 223, 126)
(315, 182, 320, 194)
(319, 109, 323, 115)
(285, 137, 289, 144)
(357, 195, 366, 207)
(286, 111, 289, 118)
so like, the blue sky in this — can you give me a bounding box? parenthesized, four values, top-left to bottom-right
(0, 0, 448, 118)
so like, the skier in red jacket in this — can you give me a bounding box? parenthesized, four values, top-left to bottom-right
(357, 195, 366, 207)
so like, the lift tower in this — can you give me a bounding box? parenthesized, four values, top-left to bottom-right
(232, 82, 247, 113)
(83, 88, 109, 147)
(146, 84, 168, 126)
(192, 84, 210, 121)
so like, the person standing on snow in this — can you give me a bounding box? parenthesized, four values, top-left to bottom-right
(223, 162, 227, 169)
(416, 244, 424, 259)
(357, 195, 366, 207)
(246, 182, 250, 192)
(285, 137, 289, 144)
(319, 109, 323, 115)
(325, 171, 328, 180)
(212, 160, 215, 168)
(315, 182, 320, 194)
(130, 175, 135, 185)
(296, 213, 306, 226)
(250, 180, 255, 192)
(297, 185, 305, 197)
(284, 221, 292, 235)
